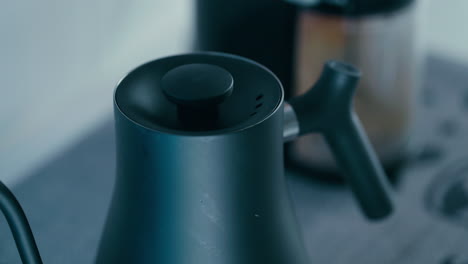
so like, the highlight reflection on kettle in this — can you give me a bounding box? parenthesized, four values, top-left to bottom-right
(0, 52, 393, 263)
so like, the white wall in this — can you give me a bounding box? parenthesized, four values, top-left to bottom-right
(0, 0, 193, 185)
(425, 0, 468, 63)
(0, 0, 466, 185)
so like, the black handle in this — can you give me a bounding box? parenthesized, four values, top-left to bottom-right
(289, 61, 393, 220)
(0, 180, 43, 263)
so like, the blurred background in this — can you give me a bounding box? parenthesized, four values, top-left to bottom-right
(2, 1, 468, 263)
(0, 0, 466, 185)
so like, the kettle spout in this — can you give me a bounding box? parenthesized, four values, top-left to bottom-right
(0, 180, 43, 263)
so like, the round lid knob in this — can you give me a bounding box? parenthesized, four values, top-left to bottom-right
(162, 63, 234, 108)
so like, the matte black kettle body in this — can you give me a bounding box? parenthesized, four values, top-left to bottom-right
(97, 95, 307, 263)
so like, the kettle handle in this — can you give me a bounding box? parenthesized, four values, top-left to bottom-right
(288, 60, 393, 220)
(0, 180, 43, 263)
(322, 112, 393, 219)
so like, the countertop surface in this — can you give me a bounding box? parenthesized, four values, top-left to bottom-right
(1, 56, 468, 263)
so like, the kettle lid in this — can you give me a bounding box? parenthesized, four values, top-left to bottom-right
(114, 52, 283, 134)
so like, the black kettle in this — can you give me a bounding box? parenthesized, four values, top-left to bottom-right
(0, 52, 392, 263)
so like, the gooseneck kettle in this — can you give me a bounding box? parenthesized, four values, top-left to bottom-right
(0, 52, 392, 263)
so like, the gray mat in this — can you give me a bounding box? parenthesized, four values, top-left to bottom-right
(1, 56, 468, 264)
